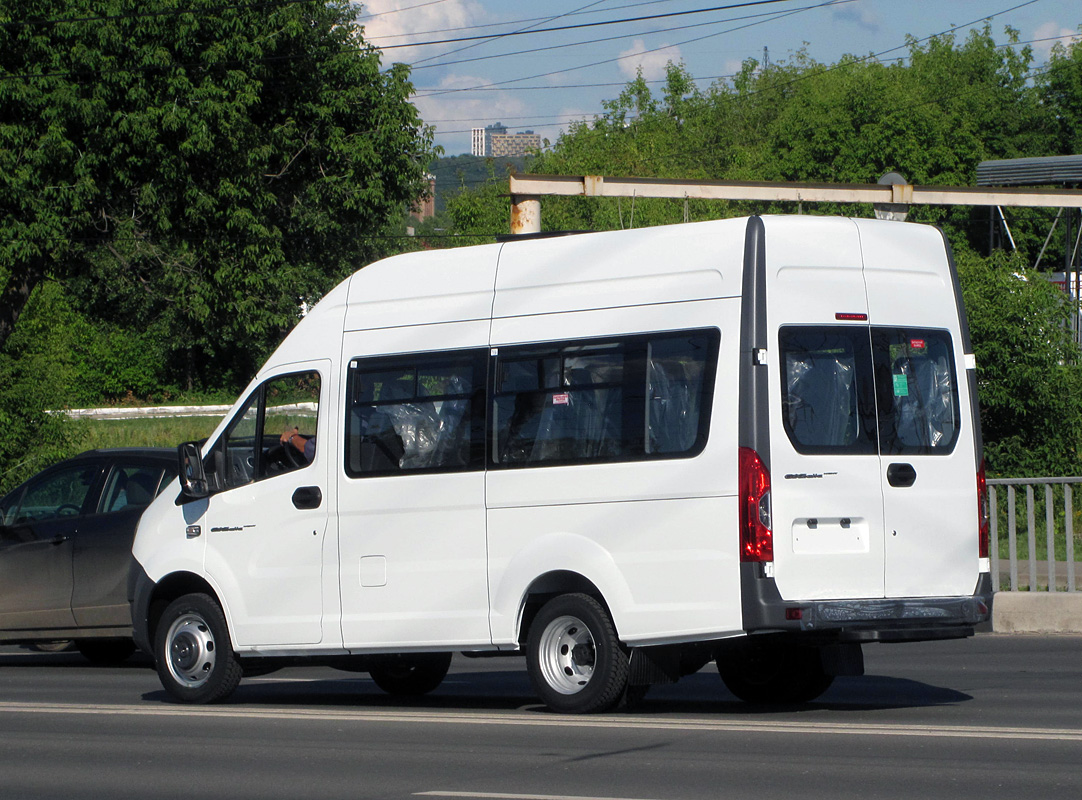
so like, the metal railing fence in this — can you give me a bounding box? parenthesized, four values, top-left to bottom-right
(988, 477, 1082, 592)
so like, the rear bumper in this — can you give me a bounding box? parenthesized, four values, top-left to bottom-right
(740, 565, 993, 643)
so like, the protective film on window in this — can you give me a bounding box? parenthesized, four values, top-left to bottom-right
(345, 351, 486, 477)
(492, 329, 718, 468)
(873, 328, 959, 455)
(779, 327, 877, 455)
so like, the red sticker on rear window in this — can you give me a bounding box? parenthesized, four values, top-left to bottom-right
(910, 338, 926, 350)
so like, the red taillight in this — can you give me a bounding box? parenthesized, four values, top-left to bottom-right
(977, 459, 990, 559)
(739, 446, 773, 562)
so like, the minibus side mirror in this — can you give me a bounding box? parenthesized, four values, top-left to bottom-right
(177, 441, 210, 503)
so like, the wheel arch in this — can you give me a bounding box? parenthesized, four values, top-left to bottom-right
(145, 572, 224, 652)
(490, 531, 634, 648)
(516, 570, 609, 647)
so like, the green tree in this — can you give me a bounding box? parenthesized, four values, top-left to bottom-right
(956, 251, 1082, 476)
(0, 0, 435, 386)
(1038, 32, 1082, 154)
(0, 0, 435, 490)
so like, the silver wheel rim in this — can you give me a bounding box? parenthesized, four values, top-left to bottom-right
(538, 614, 595, 695)
(165, 612, 217, 689)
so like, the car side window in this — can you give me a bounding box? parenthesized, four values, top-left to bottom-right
(99, 465, 168, 513)
(6, 465, 101, 523)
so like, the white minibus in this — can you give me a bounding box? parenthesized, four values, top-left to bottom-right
(130, 215, 992, 712)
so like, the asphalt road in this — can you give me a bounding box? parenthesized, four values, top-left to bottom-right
(0, 634, 1079, 800)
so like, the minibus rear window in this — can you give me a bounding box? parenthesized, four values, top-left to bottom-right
(779, 326, 960, 456)
(872, 328, 959, 455)
(779, 327, 877, 455)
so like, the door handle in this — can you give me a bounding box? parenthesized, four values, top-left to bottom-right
(292, 486, 323, 510)
(887, 463, 917, 488)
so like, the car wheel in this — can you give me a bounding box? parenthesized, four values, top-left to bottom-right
(76, 639, 136, 665)
(368, 653, 453, 696)
(155, 593, 242, 704)
(526, 593, 628, 714)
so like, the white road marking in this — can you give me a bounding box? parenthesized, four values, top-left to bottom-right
(0, 702, 1080, 742)
(417, 793, 660, 800)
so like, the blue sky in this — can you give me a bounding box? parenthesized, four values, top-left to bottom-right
(358, 0, 1081, 156)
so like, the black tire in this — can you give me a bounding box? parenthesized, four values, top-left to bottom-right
(27, 641, 74, 653)
(154, 593, 242, 704)
(716, 640, 834, 704)
(526, 593, 629, 714)
(75, 639, 136, 665)
(368, 653, 453, 697)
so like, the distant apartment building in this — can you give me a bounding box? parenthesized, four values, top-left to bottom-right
(470, 122, 541, 157)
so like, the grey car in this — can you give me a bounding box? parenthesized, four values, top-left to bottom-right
(0, 448, 176, 663)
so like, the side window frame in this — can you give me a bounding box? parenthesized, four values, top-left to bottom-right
(490, 328, 719, 470)
(778, 325, 878, 456)
(344, 349, 488, 479)
(208, 370, 322, 492)
(872, 327, 961, 456)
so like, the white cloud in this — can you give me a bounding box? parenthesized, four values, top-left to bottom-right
(617, 38, 683, 81)
(358, 0, 486, 64)
(832, 6, 879, 34)
(1032, 21, 1081, 60)
(411, 72, 533, 156)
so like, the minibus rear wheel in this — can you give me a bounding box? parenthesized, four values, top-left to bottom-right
(716, 640, 833, 704)
(526, 593, 629, 714)
(368, 653, 453, 696)
(155, 593, 243, 704)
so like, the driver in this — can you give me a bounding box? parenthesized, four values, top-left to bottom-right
(280, 427, 315, 464)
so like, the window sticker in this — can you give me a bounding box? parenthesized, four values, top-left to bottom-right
(909, 338, 926, 351)
(893, 373, 909, 397)
(552, 393, 570, 405)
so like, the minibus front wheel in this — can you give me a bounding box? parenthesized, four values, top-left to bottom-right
(526, 593, 629, 714)
(155, 593, 243, 704)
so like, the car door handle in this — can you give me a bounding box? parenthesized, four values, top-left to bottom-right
(292, 486, 322, 510)
(47, 534, 70, 546)
(887, 463, 917, 488)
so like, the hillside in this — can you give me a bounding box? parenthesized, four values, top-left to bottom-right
(428, 154, 533, 214)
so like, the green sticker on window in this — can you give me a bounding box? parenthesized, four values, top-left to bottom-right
(893, 373, 909, 396)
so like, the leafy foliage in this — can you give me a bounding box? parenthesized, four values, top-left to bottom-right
(0, 0, 436, 387)
(0, 0, 435, 488)
(957, 251, 1082, 476)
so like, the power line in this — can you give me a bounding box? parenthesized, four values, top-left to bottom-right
(410, 0, 614, 68)
(356, 0, 451, 22)
(366, 0, 684, 41)
(420, 29, 1062, 120)
(381, 0, 797, 50)
(408, 2, 816, 72)
(413, 0, 852, 96)
(414, 0, 1043, 99)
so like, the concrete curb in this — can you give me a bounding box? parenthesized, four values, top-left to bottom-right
(993, 591, 1082, 633)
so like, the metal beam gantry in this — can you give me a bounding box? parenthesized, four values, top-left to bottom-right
(507, 173, 1082, 234)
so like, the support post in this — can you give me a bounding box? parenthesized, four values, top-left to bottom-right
(510, 194, 541, 235)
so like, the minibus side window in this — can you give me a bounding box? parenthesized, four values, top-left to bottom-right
(345, 351, 486, 477)
(872, 328, 959, 454)
(779, 327, 877, 455)
(493, 329, 717, 468)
